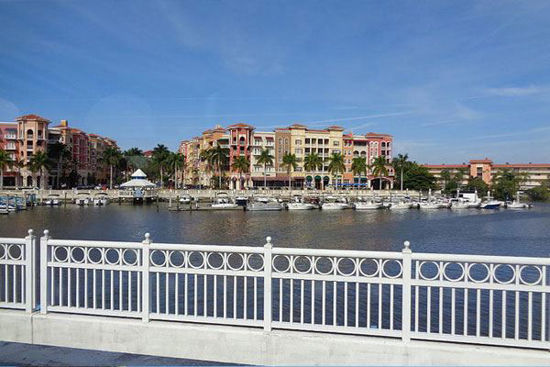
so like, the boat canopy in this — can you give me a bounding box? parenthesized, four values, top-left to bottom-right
(120, 169, 156, 188)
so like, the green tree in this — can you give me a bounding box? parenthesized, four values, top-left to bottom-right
(101, 146, 122, 189)
(439, 169, 452, 191)
(464, 176, 489, 198)
(371, 156, 389, 190)
(327, 153, 345, 189)
(492, 169, 527, 200)
(402, 163, 437, 191)
(123, 147, 143, 157)
(231, 156, 250, 189)
(152, 144, 171, 187)
(303, 153, 323, 189)
(526, 182, 549, 202)
(257, 149, 274, 189)
(0, 149, 13, 189)
(351, 157, 367, 189)
(208, 144, 229, 189)
(281, 153, 298, 191)
(29, 151, 51, 189)
(48, 142, 71, 189)
(392, 153, 409, 191)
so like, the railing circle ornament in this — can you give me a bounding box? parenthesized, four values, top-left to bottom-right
(150, 249, 168, 267)
(314, 257, 335, 275)
(168, 250, 186, 268)
(418, 261, 440, 281)
(519, 265, 543, 286)
(358, 258, 380, 277)
(6, 243, 24, 261)
(272, 255, 291, 273)
(382, 259, 403, 279)
(293, 255, 313, 274)
(336, 257, 357, 276)
(206, 252, 225, 270)
(492, 264, 516, 284)
(122, 249, 139, 266)
(246, 253, 264, 272)
(467, 263, 491, 283)
(105, 248, 121, 265)
(442, 262, 465, 282)
(87, 247, 104, 264)
(0, 244, 5, 260)
(226, 252, 245, 271)
(70, 247, 86, 263)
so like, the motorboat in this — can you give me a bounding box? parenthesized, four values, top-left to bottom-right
(179, 194, 193, 204)
(419, 200, 450, 209)
(235, 196, 248, 206)
(505, 192, 531, 209)
(287, 196, 316, 210)
(211, 193, 239, 209)
(247, 198, 284, 211)
(75, 192, 90, 206)
(321, 196, 350, 210)
(480, 191, 501, 210)
(93, 192, 109, 206)
(450, 198, 471, 209)
(354, 199, 382, 210)
(44, 194, 61, 206)
(388, 201, 413, 210)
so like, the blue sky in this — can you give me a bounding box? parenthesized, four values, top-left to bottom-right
(1, 0, 550, 163)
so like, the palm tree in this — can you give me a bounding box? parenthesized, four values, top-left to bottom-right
(392, 153, 409, 191)
(281, 153, 298, 191)
(152, 144, 171, 188)
(257, 149, 274, 189)
(208, 144, 229, 189)
(327, 153, 345, 190)
(101, 146, 122, 189)
(166, 152, 186, 188)
(0, 149, 13, 190)
(231, 156, 250, 189)
(123, 147, 143, 157)
(304, 153, 324, 189)
(29, 151, 51, 189)
(48, 142, 71, 189)
(371, 156, 389, 190)
(13, 158, 25, 188)
(351, 157, 367, 189)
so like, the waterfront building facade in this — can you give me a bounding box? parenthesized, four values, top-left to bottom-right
(0, 114, 118, 188)
(178, 122, 394, 189)
(423, 158, 550, 189)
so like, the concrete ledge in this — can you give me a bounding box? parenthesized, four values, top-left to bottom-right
(1, 310, 548, 365)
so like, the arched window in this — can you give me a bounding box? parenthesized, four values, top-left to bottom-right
(26, 129, 33, 139)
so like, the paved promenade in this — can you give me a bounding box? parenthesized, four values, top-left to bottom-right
(0, 341, 231, 366)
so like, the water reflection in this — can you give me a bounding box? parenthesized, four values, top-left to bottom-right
(0, 203, 549, 257)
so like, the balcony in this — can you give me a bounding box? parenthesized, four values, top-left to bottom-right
(4, 134, 17, 139)
(5, 144, 16, 150)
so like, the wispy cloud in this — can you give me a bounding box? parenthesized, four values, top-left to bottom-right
(485, 86, 549, 97)
(295, 112, 412, 126)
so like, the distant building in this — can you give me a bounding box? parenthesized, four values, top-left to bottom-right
(178, 123, 394, 189)
(0, 115, 118, 188)
(423, 158, 550, 189)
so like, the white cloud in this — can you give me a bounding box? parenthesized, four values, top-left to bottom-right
(485, 86, 548, 97)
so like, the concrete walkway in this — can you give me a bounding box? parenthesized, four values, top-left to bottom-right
(0, 342, 232, 366)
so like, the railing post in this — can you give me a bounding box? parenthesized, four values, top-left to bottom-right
(24, 229, 35, 312)
(39, 229, 50, 314)
(142, 233, 151, 322)
(401, 240, 412, 343)
(263, 236, 273, 332)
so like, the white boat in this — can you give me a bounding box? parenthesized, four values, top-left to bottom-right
(505, 192, 531, 209)
(450, 198, 471, 209)
(75, 193, 90, 206)
(419, 201, 449, 209)
(480, 191, 501, 210)
(211, 194, 239, 209)
(388, 201, 412, 210)
(287, 197, 316, 210)
(321, 196, 350, 210)
(179, 194, 193, 204)
(93, 193, 109, 206)
(247, 198, 283, 211)
(44, 194, 61, 206)
(354, 200, 382, 210)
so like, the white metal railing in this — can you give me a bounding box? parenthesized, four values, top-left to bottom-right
(0, 230, 37, 312)
(1, 231, 549, 351)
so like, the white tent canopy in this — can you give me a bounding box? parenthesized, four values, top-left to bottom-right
(120, 169, 156, 188)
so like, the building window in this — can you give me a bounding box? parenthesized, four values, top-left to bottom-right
(295, 139, 302, 145)
(333, 141, 339, 146)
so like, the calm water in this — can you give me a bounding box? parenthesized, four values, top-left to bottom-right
(1, 203, 549, 256)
